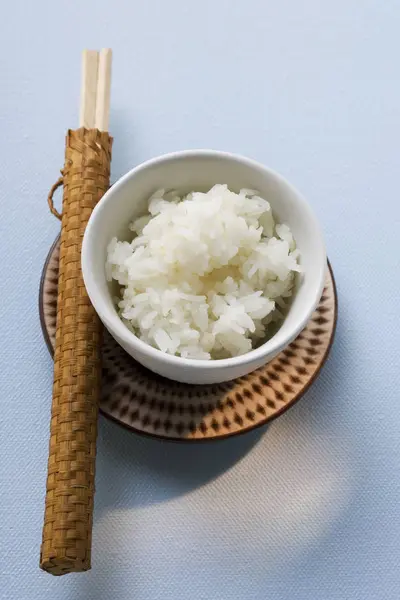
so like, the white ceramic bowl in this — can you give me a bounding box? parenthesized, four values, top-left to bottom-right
(82, 150, 326, 384)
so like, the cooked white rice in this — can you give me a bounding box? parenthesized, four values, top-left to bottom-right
(106, 184, 301, 360)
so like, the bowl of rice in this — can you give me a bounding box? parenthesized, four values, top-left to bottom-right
(82, 150, 326, 384)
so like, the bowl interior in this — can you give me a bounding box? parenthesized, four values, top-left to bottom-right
(83, 151, 326, 359)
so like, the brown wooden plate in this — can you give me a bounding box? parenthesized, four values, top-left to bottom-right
(40, 236, 337, 441)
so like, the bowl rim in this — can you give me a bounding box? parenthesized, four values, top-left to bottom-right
(82, 149, 327, 371)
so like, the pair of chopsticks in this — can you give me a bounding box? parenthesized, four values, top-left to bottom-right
(80, 48, 112, 131)
(40, 49, 113, 576)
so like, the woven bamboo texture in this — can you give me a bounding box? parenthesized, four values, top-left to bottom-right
(40, 128, 112, 575)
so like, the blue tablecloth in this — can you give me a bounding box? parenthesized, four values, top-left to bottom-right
(1, 1, 399, 598)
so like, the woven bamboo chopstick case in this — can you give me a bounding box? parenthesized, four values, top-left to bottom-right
(40, 128, 113, 575)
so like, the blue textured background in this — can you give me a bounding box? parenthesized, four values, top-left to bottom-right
(1, 1, 400, 598)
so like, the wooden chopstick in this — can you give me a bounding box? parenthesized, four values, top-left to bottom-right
(95, 48, 112, 131)
(79, 50, 99, 129)
(79, 48, 112, 131)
